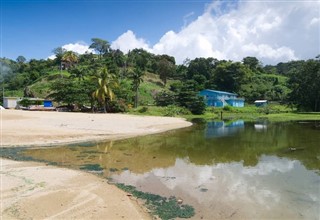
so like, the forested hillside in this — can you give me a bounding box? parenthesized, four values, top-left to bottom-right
(1, 38, 319, 113)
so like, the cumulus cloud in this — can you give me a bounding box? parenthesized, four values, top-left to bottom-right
(47, 42, 94, 59)
(62, 42, 94, 54)
(111, 30, 150, 53)
(111, 0, 319, 64)
(111, 156, 318, 210)
(47, 54, 56, 60)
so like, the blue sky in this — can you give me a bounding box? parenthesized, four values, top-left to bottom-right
(1, 0, 211, 60)
(1, 0, 319, 64)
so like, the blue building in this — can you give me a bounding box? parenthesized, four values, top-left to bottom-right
(199, 89, 245, 107)
(43, 100, 53, 107)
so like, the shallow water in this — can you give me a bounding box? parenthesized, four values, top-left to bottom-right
(2, 120, 320, 219)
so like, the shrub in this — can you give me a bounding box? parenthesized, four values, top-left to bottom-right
(18, 99, 32, 107)
(223, 105, 232, 111)
(155, 90, 176, 106)
(107, 99, 128, 113)
(188, 96, 206, 115)
(164, 105, 190, 116)
(138, 106, 148, 113)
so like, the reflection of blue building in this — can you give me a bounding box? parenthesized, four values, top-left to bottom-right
(199, 89, 245, 107)
(206, 120, 244, 138)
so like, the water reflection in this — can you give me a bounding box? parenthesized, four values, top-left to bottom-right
(112, 156, 320, 219)
(205, 120, 244, 138)
(254, 120, 268, 131)
(2, 120, 320, 219)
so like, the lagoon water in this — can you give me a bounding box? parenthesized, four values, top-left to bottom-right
(5, 120, 320, 219)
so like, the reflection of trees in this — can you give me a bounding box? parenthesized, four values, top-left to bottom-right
(118, 121, 320, 171)
(20, 121, 320, 174)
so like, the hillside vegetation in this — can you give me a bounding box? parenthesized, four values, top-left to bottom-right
(1, 38, 319, 116)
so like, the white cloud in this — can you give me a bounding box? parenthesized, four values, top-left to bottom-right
(309, 17, 320, 27)
(111, 156, 319, 217)
(47, 54, 56, 60)
(62, 42, 94, 54)
(111, 30, 150, 53)
(241, 43, 296, 60)
(111, 0, 319, 64)
(47, 42, 94, 60)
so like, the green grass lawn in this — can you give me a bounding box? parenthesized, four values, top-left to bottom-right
(128, 104, 320, 122)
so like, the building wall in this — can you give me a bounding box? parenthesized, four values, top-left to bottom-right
(226, 99, 245, 107)
(3, 97, 21, 109)
(43, 100, 53, 107)
(199, 90, 244, 107)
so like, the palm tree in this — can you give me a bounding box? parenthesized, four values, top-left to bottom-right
(62, 51, 78, 69)
(69, 65, 89, 81)
(92, 67, 118, 113)
(130, 67, 144, 108)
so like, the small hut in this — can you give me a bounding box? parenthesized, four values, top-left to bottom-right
(254, 100, 268, 107)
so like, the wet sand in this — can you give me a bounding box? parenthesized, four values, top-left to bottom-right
(1, 110, 192, 219)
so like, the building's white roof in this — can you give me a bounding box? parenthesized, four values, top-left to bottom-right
(254, 100, 268, 103)
(201, 89, 237, 96)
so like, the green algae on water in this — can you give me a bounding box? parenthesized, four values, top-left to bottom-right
(79, 163, 103, 171)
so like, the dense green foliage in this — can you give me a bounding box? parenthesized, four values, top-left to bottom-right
(1, 38, 319, 112)
(287, 59, 320, 111)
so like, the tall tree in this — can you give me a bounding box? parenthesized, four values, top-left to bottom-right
(130, 67, 144, 108)
(16, 56, 26, 63)
(52, 47, 67, 71)
(92, 67, 118, 113)
(288, 59, 320, 111)
(242, 56, 261, 71)
(186, 57, 218, 89)
(176, 80, 206, 115)
(127, 49, 153, 71)
(52, 47, 66, 61)
(48, 78, 92, 109)
(213, 61, 252, 94)
(156, 55, 176, 85)
(16, 56, 27, 72)
(89, 38, 110, 58)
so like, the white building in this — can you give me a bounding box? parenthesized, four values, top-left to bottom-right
(3, 97, 22, 109)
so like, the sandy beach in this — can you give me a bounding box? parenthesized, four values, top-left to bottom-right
(1, 110, 192, 219)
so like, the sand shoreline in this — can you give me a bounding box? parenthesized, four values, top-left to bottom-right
(1, 110, 192, 148)
(1, 110, 192, 219)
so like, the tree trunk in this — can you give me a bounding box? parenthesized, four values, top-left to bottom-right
(103, 102, 107, 113)
(134, 87, 139, 108)
(91, 99, 95, 113)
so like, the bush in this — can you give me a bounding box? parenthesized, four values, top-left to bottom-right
(138, 106, 148, 113)
(18, 98, 43, 107)
(18, 99, 32, 107)
(188, 96, 206, 115)
(258, 105, 282, 114)
(155, 90, 176, 106)
(164, 105, 190, 116)
(107, 99, 128, 113)
(223, 105, 232, 111)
